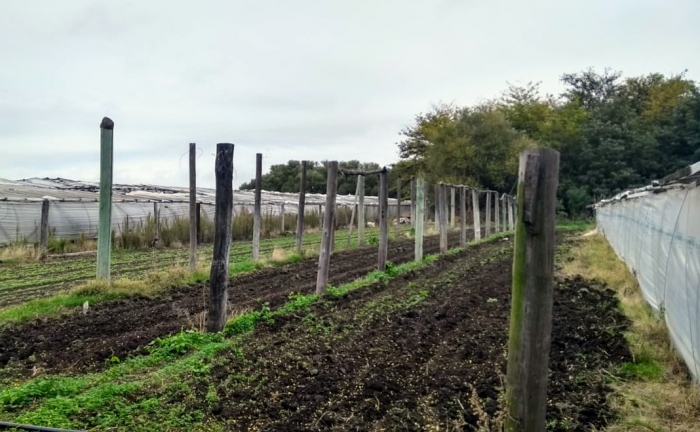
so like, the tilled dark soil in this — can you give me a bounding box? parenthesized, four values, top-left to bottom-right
(0, 232, 464, 375)
(170, 238, 631, 431)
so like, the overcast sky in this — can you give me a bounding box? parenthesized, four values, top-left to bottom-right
(2, 0, 699, 189)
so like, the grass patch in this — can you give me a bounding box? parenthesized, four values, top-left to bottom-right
(561, 232, 700, 432)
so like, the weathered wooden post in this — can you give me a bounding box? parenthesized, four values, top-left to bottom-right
(459, 186, 466, 247)
(485, 191, 492, 237)
(189, 143, 197, 271)
(196, 203, 203, 244)
(439, 184, 448, 253)
(97, 117, 114, 280)
(39, 199, 50, 259)
(252, 153, 262, 260)
(508, 195, 515, 231)
(207, 143, 234, 333)
(318, 204, 324, 229)
(378, 167, 389, 271)
(434, 184, 439, 227)
(357, 175, 365, 246)
(346, 176, 360, 248)
(472, 189, 481, 241)
(505, 148, 560, 432)
(316, 161, 338, 294)
(494, 191, 500, 234)
(450, 186, 456, 229)
(280, 203, 285, 233)
(424, 181, 429, 226)
(395, 178, 401, 238)
(296, 161, 307, 253)
(410, 178, 415, 229)
(415, 178, 425, 261)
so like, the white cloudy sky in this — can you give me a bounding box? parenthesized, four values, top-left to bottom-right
(2, 0, 699, 189)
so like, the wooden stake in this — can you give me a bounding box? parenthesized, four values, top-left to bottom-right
(346, 176, 360, 248)
(494, 191, 500, 234)
(196, 202, 202, 244)
(189, 143, 197, 271)
(395, 177, 401, 238)
(414, 178, 425, 261)
(378, 168, 389, 271)
(319, 204, 323, 229)
(207, 143, 235, 333)
(485, 191, 492, 236)
(450, 187, 456, 229)
(296, 161, 307, 253)
(439, 184, 448, 253)
(459, 187, 466, 247)
(97, 117, 114, 280)
(472, 189, 481, 241)
(357, 175, 365, 246)
(508, 195, 515, 231)
(280, 203, 285, 233)
(252, 153, 262, 260)
(316, 161, 338, 294)
(39, 199, 50, 259)
(410, 178, 416, 229)
(505, 148, 560, 432)
(434, 184, 439, 226)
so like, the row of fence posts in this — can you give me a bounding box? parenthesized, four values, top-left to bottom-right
(92, 118, 559, 432)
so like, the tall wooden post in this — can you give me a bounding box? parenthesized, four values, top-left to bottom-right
(485, 191, 492, 237)
(459, 187, 466, 247)
(207, 143, 235, 333)
(153, 202, 159, 245)
(450, 187, 456, 229)
(434, 184, 439, 226)
(252, 153, 262, 260)
(472, 189, 481, 241)
(410, 178, 416, 229)
(189, 143, 197, 271)
(415, 178, 425, 261)
(196, 203, 202, 244)
(395, 178, 401, 238)
(39, 199, 50, 259)
(347, 176, 361, 248)
(316, 161, 338, 294)
(494, 191, 500, 234)
(505, 148, 560, 432)
(439, 184, 448, 253)
(508, 195, 515, 231)
(97, 117, 114, 280)
(424, 181, 429, 226)
(280, 203, 285, 233)
(378, 168, 389, 271)
(296, 161, 307, 252)
(501, 194, 506, 233)
(318, 204, 324, 229)
(357, 175, 365, 246)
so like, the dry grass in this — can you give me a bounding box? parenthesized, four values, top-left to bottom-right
(270, 247, 289, 262)
(71, 265, 203, 298)
(0, 244, 44, 261)
(561, 233, 700, 432)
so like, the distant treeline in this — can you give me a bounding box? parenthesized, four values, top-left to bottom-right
(242, 69, 700, 217)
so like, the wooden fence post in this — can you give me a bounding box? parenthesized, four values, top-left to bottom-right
(358, 175, 365, 246)
(97, 117, 114, 280)
(40, 199, 50, 259)
(450, 187, 456, 229)
(316, 161, 338, 294)
(459, 187, 466, 247)
(252, 153, 262, 260)
(415, 178, 425, 261)
(152, 202, 159, 246)
(189, 143, 197, 271)
(485, 191, 492, 237)
(207, 143, 235, 333)
(508, 195, 515, 231)
(494, 191, 500, 234)
(505, 148, 560, 432)
(196, 203, 202, 244)
(395, 178, 401, 238)
(296, 161, 307, 253)
(434, 184, 439, 226)
(319, 204, 324, 229)
(410, 178, 415, 229)
(378, 168, 389, 271)
(346, 176, 361, 248)
(424, 181, 429, 226)
(280, 203, 285, 233)
(439, 184, 448, 253)
(472, 189, 481, 241)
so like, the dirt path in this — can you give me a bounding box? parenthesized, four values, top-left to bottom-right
(0, 232, 466, 374)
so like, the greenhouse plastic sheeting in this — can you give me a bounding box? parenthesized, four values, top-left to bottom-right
(596, 184, 700, 380)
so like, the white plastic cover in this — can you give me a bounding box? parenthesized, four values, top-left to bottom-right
(596, 184, 700, 380)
